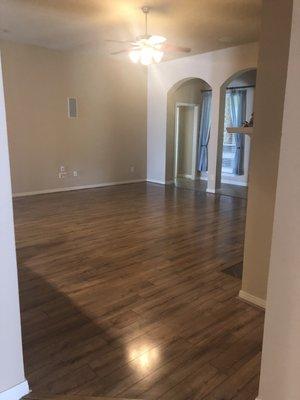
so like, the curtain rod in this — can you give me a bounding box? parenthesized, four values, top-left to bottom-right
(201, 85, 255, 93)
(226, 85, 256, 90)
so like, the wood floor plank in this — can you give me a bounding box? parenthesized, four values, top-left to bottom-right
(14, 183, 264, 400)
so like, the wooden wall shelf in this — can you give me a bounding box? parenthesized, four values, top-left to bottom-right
(226, 127, 254, 136)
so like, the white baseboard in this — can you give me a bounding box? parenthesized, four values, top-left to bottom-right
(221, 178, 248, 187)
(239, 290, 266, 309)
(13, 179, 146, 198)
(0, 381, 29, 400)
(177, 174, 194, 180)
(147, 179, 166, 185)
(198, 175, 247, 187)
(206, 188, 216, 194)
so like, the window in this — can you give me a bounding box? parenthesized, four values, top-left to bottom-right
(222, 92, 236, 174)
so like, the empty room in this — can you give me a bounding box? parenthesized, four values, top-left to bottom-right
(1, 1, 300, 400)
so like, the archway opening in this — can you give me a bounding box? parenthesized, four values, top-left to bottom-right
(216, 69, 257, 198)
(166, 78, 212, 191)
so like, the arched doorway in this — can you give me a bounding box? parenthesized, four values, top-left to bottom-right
(216, 69, 257, 198)
(165, 78, 212, 191)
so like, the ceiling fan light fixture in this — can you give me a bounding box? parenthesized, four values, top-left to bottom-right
(140, 47, 153, 65)
(109, 6, 190, 65)
(129, 49, 140, 63)
(153, 49, 164, 63)
(148, 35, 167, 45)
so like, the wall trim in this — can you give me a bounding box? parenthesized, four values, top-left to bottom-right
(147, 179, 166, 185)
(221, 178, 248, 187)
(239, 290, 266, 309)
(200, 175, 246, 186)
(177, 174, 194, 180)
(206, 188, 216, 194)
(12, 179, 146, 198)
(0, 381, 29, 400)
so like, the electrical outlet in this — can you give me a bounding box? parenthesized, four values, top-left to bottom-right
(60, 166, 66, 173)
(58, 172, 67, 179)
(73, 171, 78, 177)
(130, 166, 135, 173)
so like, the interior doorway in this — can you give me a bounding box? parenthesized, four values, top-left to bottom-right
(217, 69, 257, 198)
(174, 103, 200, 182)
(166, 78, 212, 191)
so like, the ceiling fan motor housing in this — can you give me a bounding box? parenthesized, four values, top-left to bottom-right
(137, 34, 152, 41)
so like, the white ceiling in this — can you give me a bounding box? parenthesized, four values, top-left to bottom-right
(0, 0, 262, 59)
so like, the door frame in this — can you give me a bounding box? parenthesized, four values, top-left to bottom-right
(174, 102, 200, 181)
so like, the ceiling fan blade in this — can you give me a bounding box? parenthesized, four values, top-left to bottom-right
(161, 43, 191, 53)
(110, 49, 131, 55)
(148, 35, 167, 45)
(105, 39, 135, 44)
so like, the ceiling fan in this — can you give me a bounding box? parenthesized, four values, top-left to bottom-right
(107, 6, 191, 65)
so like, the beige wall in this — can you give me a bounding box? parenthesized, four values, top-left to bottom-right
(166, 79, 209, 181)
(257, 1, 300, 399)
(0, 40, 147, 195)
(0, 56, 28, 396)
(241, 0, 293, 302)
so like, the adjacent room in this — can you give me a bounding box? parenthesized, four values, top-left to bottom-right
(166, 78, 212, 191)
(166, 70, 256, 199)
(1, 1, 299, 400)
(218, 69, 256, 198)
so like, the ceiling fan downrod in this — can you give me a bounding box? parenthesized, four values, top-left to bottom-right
(142, 6, 150, 38)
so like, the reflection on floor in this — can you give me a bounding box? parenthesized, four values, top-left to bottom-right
(14, 183, 263, 400)
(173, 177, 248, 199)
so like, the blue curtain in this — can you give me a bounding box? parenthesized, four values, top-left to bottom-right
(229, 89, 247, 175)
(197, 91, 212, 172)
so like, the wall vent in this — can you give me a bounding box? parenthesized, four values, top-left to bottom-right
(68, 97, 77, 118)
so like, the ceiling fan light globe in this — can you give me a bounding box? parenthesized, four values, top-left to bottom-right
(153, 50, 164, 63)
(129, 50, 140, 63)
(140, 47, 153, 65)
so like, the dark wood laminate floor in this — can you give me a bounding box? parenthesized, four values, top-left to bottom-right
(14, 183, 264, 400)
